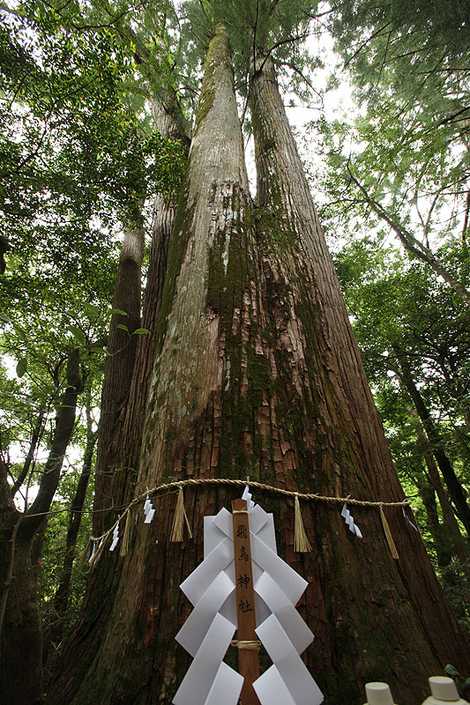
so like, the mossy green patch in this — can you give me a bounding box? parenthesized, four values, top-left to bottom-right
(195, 25, 232, 130)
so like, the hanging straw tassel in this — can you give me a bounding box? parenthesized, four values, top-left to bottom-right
(379, 506, 399, 560)
(171, 487, 193, 543)
(294, 495, 312, 552)
(120, 509, 132, 557)
(89, 538, 105, 568)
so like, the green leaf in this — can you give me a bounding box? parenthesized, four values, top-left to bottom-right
(111, 308, 128, 317)
(69, 325, 85, 342)
(83, 303, 100, 319)
(16, 358, 27, 378)
(116, 323, 129, 333)
(132, 327, 150, 335)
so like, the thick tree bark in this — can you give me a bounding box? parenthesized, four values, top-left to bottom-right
(93, 224, 144, 534)
(49, 31, 470, 705)
(243, 55, 470, 703)
(48, 97, 189, 698)
(397, 354, 470, 537)
(49, 24, 256, 705)
(0, 349, 82, 705)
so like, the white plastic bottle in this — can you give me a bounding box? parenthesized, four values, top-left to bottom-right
(364, 682, 397, 705)
(422, 676, 469, 705)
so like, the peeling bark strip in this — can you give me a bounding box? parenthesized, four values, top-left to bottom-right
(50, 27, 470, 705)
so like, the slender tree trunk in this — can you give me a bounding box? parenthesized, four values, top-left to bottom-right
(415, 418, 469, 566)
(93, 223, 144, 534)
(0, 349, 82, 705)
(49, 30, 470, 705)
(347, 167, 470, 304)
(47, 394, 97, 654)
(397, 354, 470, 536)
(0, 456, 19, 658)
(415, 474, 449, 564)
(93, 99, 189, 536)
(12, 407, 46, 496)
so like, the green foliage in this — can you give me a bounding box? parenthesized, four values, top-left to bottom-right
(331, 0, 469, 120)
(332, 237, 470, 621)
(312, 0, 470, 301)
(0, 0, 187, 299)
(181, 0, 322, 101)
(40, 477, 93, 630)
(335, 239, 469, 433)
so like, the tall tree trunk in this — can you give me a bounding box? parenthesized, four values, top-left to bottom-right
(415, 474, 449, 565)
(0, 349, 82, 705)
(396, 354, 470, 536)
(49, 23, 255, 705)
(93, 98, 189, 536)
(414, 417, 469, 566)
(93, 223, 144, 534)
(48, 99, 189, 697)
(47, 392, 97, 655)
(244, 54, 469, 703)
(49, 30, 470, 705)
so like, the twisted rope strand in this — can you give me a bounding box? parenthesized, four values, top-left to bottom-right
(89, 476, 410, 545)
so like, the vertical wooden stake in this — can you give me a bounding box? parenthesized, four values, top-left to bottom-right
(232, 499, 261, 705)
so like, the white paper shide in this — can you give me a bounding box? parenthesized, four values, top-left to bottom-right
(173, 490, 324, 705)
(341, 503, 363, 539)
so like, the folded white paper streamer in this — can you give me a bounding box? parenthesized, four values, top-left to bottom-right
(172, 613, 241, 705)
(254, 615, 323, 705)
(175, 503, 322, 705)
(242, 485, 256, 511)
(341, 503, 363, 538)
(143, 495, 156, 524)
(109, 523, 119, 552)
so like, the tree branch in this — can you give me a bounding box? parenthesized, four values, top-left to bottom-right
(18, 349, 82, 540)
(346, 161, 470, 304)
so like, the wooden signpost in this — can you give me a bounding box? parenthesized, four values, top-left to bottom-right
(232, 498, 261, 705)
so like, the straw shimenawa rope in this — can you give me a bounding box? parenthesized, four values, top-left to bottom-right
(89, 476, 410, 551)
